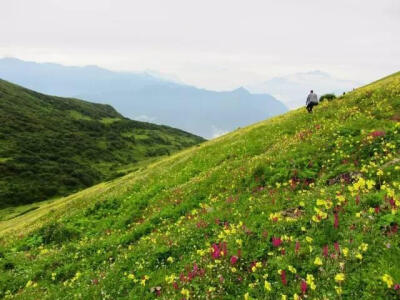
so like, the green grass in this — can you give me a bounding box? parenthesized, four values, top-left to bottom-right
(0, 72, 400, 299)
(0, 79, 204, 208)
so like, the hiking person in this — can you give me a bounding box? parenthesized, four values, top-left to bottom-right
(306, 90, 318, 113)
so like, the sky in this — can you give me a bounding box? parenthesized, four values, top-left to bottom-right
(0, 0, 399, 90)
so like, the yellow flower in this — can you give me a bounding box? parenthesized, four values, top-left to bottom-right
(181, 288, 190, 298)
(355, 252, 363, 260)
(306, 236, 313, 243)
(288, 265, 297, 274)
(335, 286, 342, 295)
(281, 294, 287, 300)
(359, 243, 368, 252)
(167, 256, 174, 263)
(377, 169, 384, 176)
(256, 262, 262, 268)
(342, 247, 349, 257)
(336, 194, 346, 203)
(244, 292, 250, 300)
(165, 274, 176, 284)
(26, 280, 33, 288)
(231, 267, 237, 273)
(382, 274, 394, 288)
(314, 256, 323, 266)
(293, 294, 300, 300)
(264, 280, 272, 291)
(335, 273, 345, 283)
(128, 274, 135, 280)
(306, 274, 316, 290)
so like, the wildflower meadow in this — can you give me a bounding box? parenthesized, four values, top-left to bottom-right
(1, 72, 400, 299)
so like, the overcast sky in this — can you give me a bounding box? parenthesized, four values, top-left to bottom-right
(0, 0, 399, 90)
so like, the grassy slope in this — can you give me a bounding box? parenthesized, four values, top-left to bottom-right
(1, 72, 400, 299)
(0, 79, 204, 207)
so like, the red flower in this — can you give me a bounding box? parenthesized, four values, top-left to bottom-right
(334, 213, 339, 229)
(295, 241, 300, 254)
(281, 270, 287, 285)
(221, 242, 228, 256)
(272, 237, 282, 247)
(230, 256, 238, 265)
(369, 130, 385, 138)
(323, 245, 329, 257)
(211, 244, 221, 259)
(301, 280, 307, 294)
(193, 263, 198, 274)
(334, 242, 340, 253)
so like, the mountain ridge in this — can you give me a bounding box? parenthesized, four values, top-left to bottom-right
(0, 57, 287, 138)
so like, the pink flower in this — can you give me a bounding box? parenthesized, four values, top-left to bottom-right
(295, 241, 300, 254)
(334, 242, 340, 253)
(211, 244, 221, 259)
(281, 270, 287, 285)
(230, 256, 238, 265)
(272, 237, 282, 247)
(369, 130, 385, 138)
(394, 283, 400, 290)
(237, 249, 242, 257)
(193, 263, 198, 274)
(221, 242, 228, 256)
(301, 280, 307, 294)
(334, 213, 339, 229)
(323, 245, 329, 257)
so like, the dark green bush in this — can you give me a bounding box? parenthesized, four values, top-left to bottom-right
(319, 93, 337, 102)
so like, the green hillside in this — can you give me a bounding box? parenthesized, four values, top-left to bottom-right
(1, 72, 400, 299)
(0, 79, 204, 207)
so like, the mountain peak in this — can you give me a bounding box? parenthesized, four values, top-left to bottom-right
(232, 86, 250, 94)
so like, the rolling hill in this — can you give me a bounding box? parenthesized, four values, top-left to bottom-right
(0, 79, 204, 208)
(1, 72, 400, 299)
(0, 57, 288, 138)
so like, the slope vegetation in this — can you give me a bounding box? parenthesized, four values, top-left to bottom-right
(0, 79, 204, 207)
(1, 72, 400, 299)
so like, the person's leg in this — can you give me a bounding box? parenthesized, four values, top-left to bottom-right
(307, 103, 312, 113)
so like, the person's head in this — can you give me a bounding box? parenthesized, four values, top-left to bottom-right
(310, 90, 313, 93)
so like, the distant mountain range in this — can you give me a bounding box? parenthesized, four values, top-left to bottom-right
(247, 70, 363, 109)
(0, 57, 287, 138)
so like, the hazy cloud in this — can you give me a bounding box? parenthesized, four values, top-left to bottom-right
(0, 0, 399, 90)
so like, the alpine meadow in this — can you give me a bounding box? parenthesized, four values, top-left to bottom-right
(0, 79, 204, 208)
(1, 72, 400, 299)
